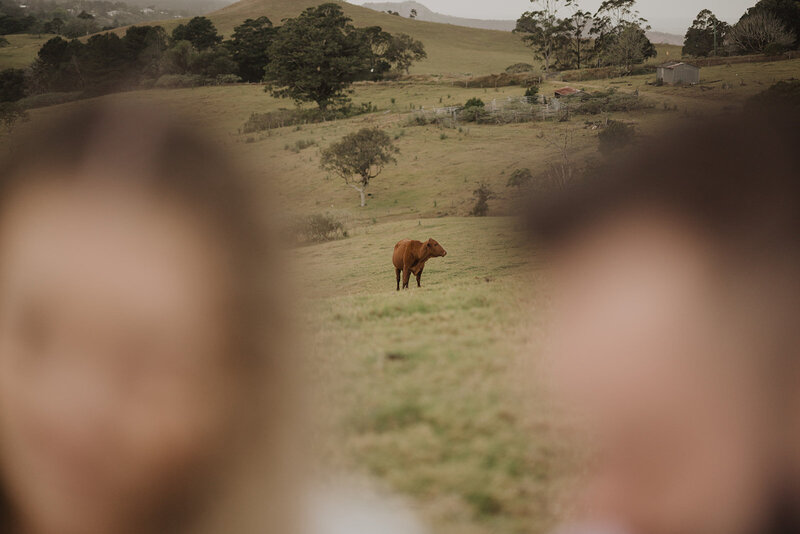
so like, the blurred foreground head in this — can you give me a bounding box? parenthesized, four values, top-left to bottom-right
(530, 112, 800, 534)
(0, 105, 296, 534)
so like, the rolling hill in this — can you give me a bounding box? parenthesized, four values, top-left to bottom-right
(205, 0, 532, 75)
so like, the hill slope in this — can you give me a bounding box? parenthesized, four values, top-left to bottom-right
(362, 1, 516, 31)
(206, 0, 532, 75)
(361, 1, 684, 45)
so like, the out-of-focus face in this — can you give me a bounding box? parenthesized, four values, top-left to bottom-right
(546, 211, 775, 534)
(0, 178, 241, 534)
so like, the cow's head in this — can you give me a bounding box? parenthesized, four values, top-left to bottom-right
(426, 238, 447, 257)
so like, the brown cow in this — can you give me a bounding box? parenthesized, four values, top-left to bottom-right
(393, 238, 447, 291)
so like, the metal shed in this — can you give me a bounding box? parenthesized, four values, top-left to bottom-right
(657, 62, 700, 85)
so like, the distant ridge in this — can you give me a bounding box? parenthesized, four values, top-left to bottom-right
(363, 1, 516, 31)
(361, 1, 685, 45)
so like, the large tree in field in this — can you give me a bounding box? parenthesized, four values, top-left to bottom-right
(515, 0, 572, 72)
(684, 10, 729, 57)
(385, 33, 427, 74)
(264, 4, 371, 111)
(745, 0, 800, 48)
(172, 17, 222, 51)
(320, 128, 398, 207)
(227, 17, 275, 82)
(590, 0, 655, 68)
(727, 11, 796, 53)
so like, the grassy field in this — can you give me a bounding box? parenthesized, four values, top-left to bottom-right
(0, 33, 54, 69)
(294, 216, 561, 534)
(5, 57, 800, 534)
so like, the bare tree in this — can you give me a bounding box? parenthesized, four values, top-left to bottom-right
(727, 12, 795, 54)
(540, 129, 576, 187)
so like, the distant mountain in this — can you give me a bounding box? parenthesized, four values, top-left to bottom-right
(362, 1, 516, 31)
(361, 1, 685, 45)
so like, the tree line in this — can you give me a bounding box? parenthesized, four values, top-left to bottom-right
(0, 0, 185, 39)
(683, 0, 799, 57)
(0, 3, 426, 110)
(514, 0, 657, 73)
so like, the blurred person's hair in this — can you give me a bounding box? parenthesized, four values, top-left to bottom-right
(0, 103, 300, 533)
(526, 110, 800, 533)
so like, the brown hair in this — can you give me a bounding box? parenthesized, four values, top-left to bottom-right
(528, 111, 800, 258)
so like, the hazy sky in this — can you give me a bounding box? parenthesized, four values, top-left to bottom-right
(350, 0, 756, 33)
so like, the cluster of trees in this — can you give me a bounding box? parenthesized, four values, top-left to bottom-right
(515, 0, 656, 73)
(684, 1, 799, 56)
(265, 4, 426, 110)
(1, 4, 427, 109)
(0, 0, 183, 39)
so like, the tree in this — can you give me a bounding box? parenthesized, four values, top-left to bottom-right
(515, 0, 572, 72)
(565, 9, 593, 69)
(320, 128, 398, 207)
(0, 102, 28, 133)
(172, 17, 222, 51)
(684, 10, 729, 56)
(124, 25, 168, 75)
(410, 8, 418, 19)
(727, 11, 795, 53)
(264, 4, 372, 110)
(357, 26, 393, 77)
(471, 183, 495, 216)
(0, 68, 26, 102)
(598, 120, 636, 156)
(507, 168, 533, 190)
(745, 0, 800, 48)
(385, 33, 427, 74)
(606, 22, 656, 73)
(590, 0, 653, 68)
(227, 17, 275, 82)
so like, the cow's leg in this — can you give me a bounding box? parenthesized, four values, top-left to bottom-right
(402, 267, 411, 289)
(396, 268, 402, 291)
(416, 266, 424, 288)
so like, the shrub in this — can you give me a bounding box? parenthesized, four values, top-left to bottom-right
(242, 103, 375, 133)
(471, 182, 495, 217)
(506, 168, 533, 189)
(292, 213, 348, 244)
(0, 36, 9, 48)
(464, 97, 485, 108)
(598, 120, 636, 156)
(524, 86, 539, 99)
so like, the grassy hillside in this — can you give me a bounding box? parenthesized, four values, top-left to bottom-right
(209, 0, 534, 75)
(0, 34, 53, 69)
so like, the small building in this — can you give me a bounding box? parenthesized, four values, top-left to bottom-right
(657, 62, 700, 85)
(554, 86, 581, 98)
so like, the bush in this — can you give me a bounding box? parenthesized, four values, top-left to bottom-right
(524, 86, 539, 99)
(507, 168, 533, 189)
(598, 120, 636, 156)
(470, 182, 495, 217)
(464, 97, 485, 108)
(242, 102, 376, 133)
(292, 213, 348, 244)
(0, 36, 8, 48)
(0, 68, 27, 103)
